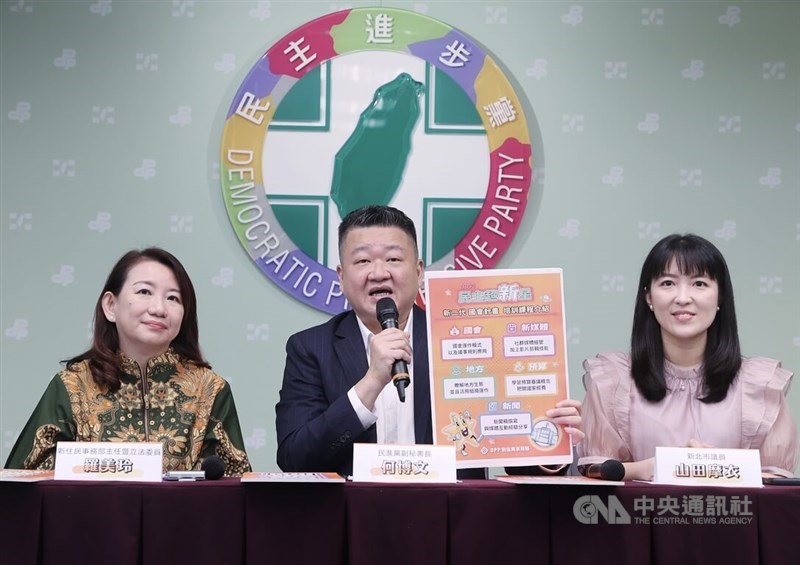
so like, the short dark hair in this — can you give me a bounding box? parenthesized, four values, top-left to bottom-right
(630, 233, 741, 403)
(66, 247, 209, 392)
(338, 205, 418, 255)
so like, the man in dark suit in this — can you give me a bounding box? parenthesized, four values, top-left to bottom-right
(275, 205, 582, 476)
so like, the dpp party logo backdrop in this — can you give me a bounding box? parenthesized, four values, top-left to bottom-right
(220, 8, 534, 314)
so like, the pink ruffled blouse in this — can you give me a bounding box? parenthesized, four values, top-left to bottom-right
(579, 351, 798, 476)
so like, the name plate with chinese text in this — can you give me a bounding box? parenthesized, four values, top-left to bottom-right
(351, 443, 457, 483)
(54, 442, 163, 482)
(654, 446, 762, 488)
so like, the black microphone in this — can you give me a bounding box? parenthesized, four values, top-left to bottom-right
(201, 455, 226, 480)
(376, 297, 411, 403)
(578, 459, 625, 481)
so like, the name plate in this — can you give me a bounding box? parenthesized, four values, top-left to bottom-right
(654, 446, 762, 488)
(54, 442, 163, 482)
(352, 443, 457, 483)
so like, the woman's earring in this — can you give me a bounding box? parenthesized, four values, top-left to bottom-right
(648, 304, 654, 311)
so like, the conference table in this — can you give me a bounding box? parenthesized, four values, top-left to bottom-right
(1, 478, 798, 565)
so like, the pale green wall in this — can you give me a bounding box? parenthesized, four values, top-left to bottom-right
(1, 0, 798, 473)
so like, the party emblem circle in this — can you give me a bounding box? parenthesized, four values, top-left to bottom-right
(220, 8, 533, 314)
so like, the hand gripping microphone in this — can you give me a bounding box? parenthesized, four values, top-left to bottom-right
(578, 459, 625, 481)
(376, 297, 411, 403)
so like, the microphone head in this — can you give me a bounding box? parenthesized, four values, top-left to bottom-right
(376, 297, 399, 327)
(599, 459, 625, 481)
(201, 455, 226, 480)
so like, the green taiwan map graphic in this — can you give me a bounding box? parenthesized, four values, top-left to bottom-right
(330, 73, 424, 218)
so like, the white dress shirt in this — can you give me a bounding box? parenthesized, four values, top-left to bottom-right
(347, 309, 416, 445)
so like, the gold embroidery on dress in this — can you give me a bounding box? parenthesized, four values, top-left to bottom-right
(211, 420, 252, 476)
(23, 424, 60, 470)
(49, 350, 249, 474)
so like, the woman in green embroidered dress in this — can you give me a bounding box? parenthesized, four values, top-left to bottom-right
(5, 248, 252, 476)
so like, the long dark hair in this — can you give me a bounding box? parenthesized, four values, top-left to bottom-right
(630, 234, 741, 403)
(65, 248, 210, 391)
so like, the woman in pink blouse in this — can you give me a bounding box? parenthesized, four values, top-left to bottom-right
(580, 234, 798, 479)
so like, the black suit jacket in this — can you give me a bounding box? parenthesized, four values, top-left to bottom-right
(275, 305, 439, 475)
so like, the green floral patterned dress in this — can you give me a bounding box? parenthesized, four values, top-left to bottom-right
(5, 349, 251, 476)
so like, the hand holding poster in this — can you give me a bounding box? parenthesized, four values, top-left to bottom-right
(425, 268, 573, 469)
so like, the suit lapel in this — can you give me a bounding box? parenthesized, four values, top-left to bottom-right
(332, 311, 375, 444)
(333, 311, 369, 390)
(412, 305, 433, 444)
(333, 307, 432, 445)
